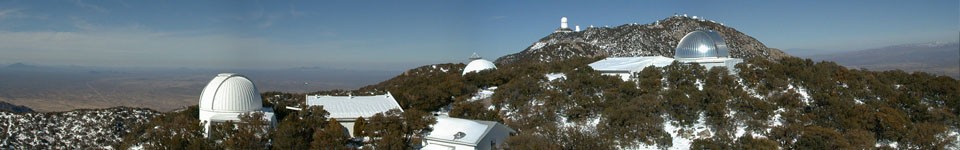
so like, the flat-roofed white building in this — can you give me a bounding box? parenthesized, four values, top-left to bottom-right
(588, 56, 675, 81)
(305, 92, 403, 137)
(422, 116, 515, 150)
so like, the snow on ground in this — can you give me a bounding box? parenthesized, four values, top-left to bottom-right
(468, 86, 497, 101)
(556, 114, 602, 129)
(661, 119, 691, 150)
(545, 73, 567, 81)
(0, 108, 158, 149)
(695, 79, 703, 91)
(431, 65, 449, 72)
(769, 108, 786, 127)
(787, 84, 812, 106)
(737, 78, 764, 99)
(530, 42, 547, 50)
(948, 129, 960, 149)
(631, 113, 713, 150)
(129, 145, 144, 150)
(875, 141, 899, 148)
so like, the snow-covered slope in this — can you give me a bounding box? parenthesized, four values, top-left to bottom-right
(0, 107, 160, 149)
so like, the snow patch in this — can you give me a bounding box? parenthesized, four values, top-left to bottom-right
(468, 86, 497, 101)
(638, 113, 713, 150)
(545, 73, 566, 81)
(945, 129, 960, 150)
(788, 84, 812, 106)
(530, 42, 547, 50)
(695, 79, 703, 91)
(769, 108, 785, 127)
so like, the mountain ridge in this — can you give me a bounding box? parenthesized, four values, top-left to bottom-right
(809, 41, 960, 78)
(495, 16, 790, 64)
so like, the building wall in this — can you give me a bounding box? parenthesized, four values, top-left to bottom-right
(340, 122, 357, 137)
(695, 58, 742, 74)
(476, 125, 513, 150)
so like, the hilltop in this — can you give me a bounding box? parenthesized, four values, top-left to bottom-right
(496, 16, 790, 64)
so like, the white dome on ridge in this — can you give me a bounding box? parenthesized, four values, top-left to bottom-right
(462, 53, 497, 75)
(199, 73, 262, 113)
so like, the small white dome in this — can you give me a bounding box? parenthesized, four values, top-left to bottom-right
(462, 59, 497, 75)
(199, 73, 262, 113)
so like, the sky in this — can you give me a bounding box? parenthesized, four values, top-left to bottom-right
(0, 0, 956, 70)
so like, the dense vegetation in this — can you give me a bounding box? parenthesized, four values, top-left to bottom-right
(116, 95, 435, 149)
(491, 56, 957, 149)
(117, 55, 957, 149)
(364, 56, 957, 149)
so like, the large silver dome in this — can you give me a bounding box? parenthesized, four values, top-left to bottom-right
(674, 30, 729, 59)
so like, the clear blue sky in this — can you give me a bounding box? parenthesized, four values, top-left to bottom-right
(0, 0, 956, 70)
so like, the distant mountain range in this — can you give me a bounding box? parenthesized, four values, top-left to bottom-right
(495, 16, 789, 64)
(0, 64, 396, 112)
(808, 42, 960, 78)
(0, 101, 33, 113)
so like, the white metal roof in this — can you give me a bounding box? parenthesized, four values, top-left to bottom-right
(425, 117, 512, 146)
(588, 56, 675, 73)
(305, 93, 403, 119)
(199, 73, 263, 113)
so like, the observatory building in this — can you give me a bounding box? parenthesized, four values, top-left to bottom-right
(673, 30, 742, 68)
(554, 17, 573, 33)
(306, 92, 403, 137)
(589, 30, 743, 81)
(422, 116, 515, 150)
(462, 53, 497, 75)
(198, 73, 276, 136)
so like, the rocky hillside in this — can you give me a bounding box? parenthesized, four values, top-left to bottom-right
(346, 54, 960, 149)
(496, 16, 789, 64)
(0, 107, 160, 149)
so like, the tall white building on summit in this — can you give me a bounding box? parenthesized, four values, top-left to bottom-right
(555, 17, 573, 33)
(560, 17, 568, 29)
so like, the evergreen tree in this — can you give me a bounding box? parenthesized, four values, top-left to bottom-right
(224, 112, 270, 150)
(353, 116, 366, 137)
(312, 118, 347, 149)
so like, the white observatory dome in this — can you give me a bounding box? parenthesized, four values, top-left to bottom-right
(463, 59, 497, 75)
(199, 73, 262, 112)
(462, 53, 497, 75)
